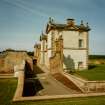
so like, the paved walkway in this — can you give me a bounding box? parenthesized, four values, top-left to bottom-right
(33, 65, 80, 95)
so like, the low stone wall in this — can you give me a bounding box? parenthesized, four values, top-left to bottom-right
(62, 72, 85, 92)
(13, 61, 25, 101)
(63, 72, 105, 93)
(12, 62, 105, 102)
(14, 60, 25, 77)
(84, 81, 105, 92)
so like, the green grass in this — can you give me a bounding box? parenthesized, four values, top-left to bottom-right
(1, 78, 105, 105)
(74, 64, 105, 81)
(0, 78, 17, 105)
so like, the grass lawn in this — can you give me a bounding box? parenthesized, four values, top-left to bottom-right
(1, 78, 105, 105)
(0, 78, 17, 105)
(74, 64, 105, 81)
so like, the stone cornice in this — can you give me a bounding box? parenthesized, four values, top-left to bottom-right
(46, 20, 91, 34)
(64, 47, 88, 50)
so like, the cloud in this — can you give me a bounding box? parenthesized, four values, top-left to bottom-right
(3, 0, 49, 17)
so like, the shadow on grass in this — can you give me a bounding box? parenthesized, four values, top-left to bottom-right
(88, 65, 97, 70)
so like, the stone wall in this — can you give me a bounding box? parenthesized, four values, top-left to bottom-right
(63, 50, 87, 70)
(0, 51, 32, 73)
(63, 31, 88, 70)
(50, 53, 62, 74)
(13, 60, 25, 101)
(63, 73, 105, 93)
(49, 37, 63, 74)
(84, 81, 105, 92)
(0, 58, 5, 73)
(34, 44, 41, 64)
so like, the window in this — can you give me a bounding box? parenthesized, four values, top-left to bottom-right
(78, 62, 83, 69)
(79, 39, 83, 48)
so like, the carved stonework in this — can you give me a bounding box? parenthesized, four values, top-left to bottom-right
(34, 18, 91, 72)
(49, 36, 63, 73)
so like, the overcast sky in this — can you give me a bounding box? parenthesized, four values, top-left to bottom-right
(0, 0, 105, 55)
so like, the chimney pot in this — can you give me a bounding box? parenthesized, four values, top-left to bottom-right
(66, 18, 75, 26)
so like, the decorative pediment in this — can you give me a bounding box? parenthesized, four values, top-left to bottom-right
(45, 18, 91, 33)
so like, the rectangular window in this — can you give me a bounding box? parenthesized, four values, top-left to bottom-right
(79, 39, 83, 48)
(78, 62, 83, 69)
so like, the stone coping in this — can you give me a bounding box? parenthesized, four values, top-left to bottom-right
(63, 72, 105, 93)
(0, 73, 14, 78)
(13, 70, 105, 102)
(13, 64, 105, 102)
(0, 73, 13, 76)
(64, 72, 105, 83)
(13, 92, 105, 102)
(13, 70, 24, 101)
(62, 72, 85, 93)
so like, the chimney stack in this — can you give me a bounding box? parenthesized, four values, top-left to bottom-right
(66, 18, 75, 26)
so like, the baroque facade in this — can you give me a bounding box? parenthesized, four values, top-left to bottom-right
(34, 18, 90, 73)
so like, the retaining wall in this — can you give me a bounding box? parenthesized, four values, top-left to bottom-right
(13, 58, 33, 101)
(63, 72, 105, 93)
(13, 61, 25, 101)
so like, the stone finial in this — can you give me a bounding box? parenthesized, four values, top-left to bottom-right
(81, 20, 83, 25)
(49, 17, 51, 22)
(41, 31, 44, 36)
(40, 35, 42, 41)
(49, 17, 54, 23)
(86, 22, 89, 27)
(80, 20, 85, 27)
(86, 22, 91, 30)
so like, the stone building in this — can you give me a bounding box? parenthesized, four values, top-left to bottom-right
(34, 18, 90, 73)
